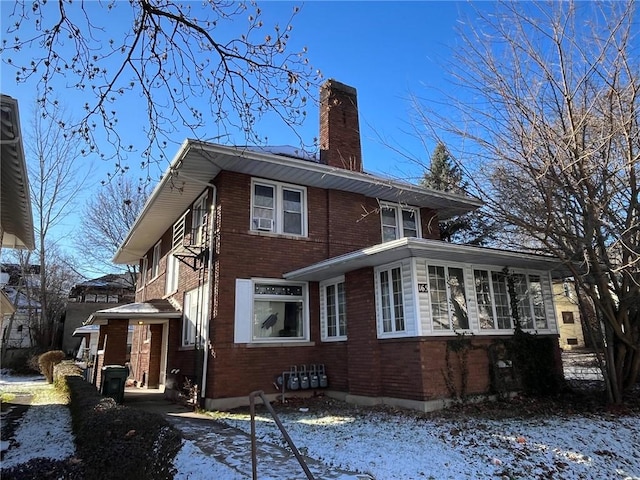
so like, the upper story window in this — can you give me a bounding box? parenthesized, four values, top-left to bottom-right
(251, 179, 307, 236)
(428, 265, 469, 330)
(320, 276, 347, 341)
(191, 193, 208, 245)
(166, 215, 185, 296)
(380, 203, 420, 242)
(151, 241, 161, 279)
(138, 257, 148, 291)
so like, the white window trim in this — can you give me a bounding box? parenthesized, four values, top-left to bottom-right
(250, 178, 308, 237)
(426, 263, 470, 332)
(151, 241, 161, 280)
(469, 266, 552, 334)
(191, 192, 208, 246)
(473, 268, 513, 332)
(375, 264, 407, 338)
(138, 256, 148, 292)
(182, 284, 209, 348)
(165, 214, 186, 296)
(320, 275, 347, 342)
(380, 202, 421, 242)
(234, 278, 310, 344)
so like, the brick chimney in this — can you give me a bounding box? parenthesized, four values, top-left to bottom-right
(319, 79, 363, 172)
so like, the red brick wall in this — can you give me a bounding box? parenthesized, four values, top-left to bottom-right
(420, 208, 441, 240)
(344, 267, 381, 397)
(319, 80, 362, 172)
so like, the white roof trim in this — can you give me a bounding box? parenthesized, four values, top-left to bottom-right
(1, 94, 35, 250)
(113, 140, 482, 264)
(283, 237, 567, 282)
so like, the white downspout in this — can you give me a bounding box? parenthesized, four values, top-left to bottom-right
(200, 185, 217, 402)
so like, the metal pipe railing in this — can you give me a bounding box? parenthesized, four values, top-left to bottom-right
(249, 390, 315, 480)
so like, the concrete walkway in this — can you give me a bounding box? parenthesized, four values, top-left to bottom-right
(124, 389, 372, 480)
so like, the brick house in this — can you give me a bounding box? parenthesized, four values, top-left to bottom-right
(87, 80, 565, 411)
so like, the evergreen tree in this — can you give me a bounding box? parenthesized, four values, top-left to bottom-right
(421, 143, 495, 245)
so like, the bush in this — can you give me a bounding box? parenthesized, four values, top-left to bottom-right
(64, 376, 182, 480)
(38, 350, 66, 383)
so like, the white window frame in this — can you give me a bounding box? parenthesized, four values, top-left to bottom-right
(380, 202, 421, 242)
(165, 215, 186, 296)
(138, 256, 148, 291)
(234, 278, 310, 344)
(191, 192, 208, 245)
(426, 264, 470, 331)
(473, 269, 512, 331)
(250, 178, 307, 237)
(472, 268, 549, 332)
(320, 276, 347, 341)
(182, 284, 208, 347)
(375, 264, 406, 335)
(151, 241, 161, 279)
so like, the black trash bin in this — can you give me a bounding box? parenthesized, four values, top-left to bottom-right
(101, 365, 128, 403)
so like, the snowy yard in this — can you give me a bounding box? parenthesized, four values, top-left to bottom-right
(2, 359, 640, 480)
(209, 397, 640, 480)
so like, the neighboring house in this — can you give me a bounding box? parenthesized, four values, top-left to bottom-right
(0, 265, 41, 354)
(62, 274, 136, 356)
(87, 79, 566, 411)
(554, 280, 585, 350)
(1, 94, 35, 364)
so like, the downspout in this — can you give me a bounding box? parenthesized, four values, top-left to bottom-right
(200, 185, 217, 406)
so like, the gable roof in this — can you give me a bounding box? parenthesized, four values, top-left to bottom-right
(1, 94, 35, 250)
(114, 140, 483, 264)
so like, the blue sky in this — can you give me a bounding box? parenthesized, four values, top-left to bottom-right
(1, 1, 472, 180)
(0, 1, 475, 269)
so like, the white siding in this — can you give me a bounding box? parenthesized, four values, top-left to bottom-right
(234, 279, 253, 343)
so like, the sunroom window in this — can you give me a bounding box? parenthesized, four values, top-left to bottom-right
(377, 266, 405, 333)
(251, 179, 306, 236)
(474, 270, 512, 330)
(381, 203, 420, 242)
(473, 269, 548, 331)
(428, 265, 469, 330)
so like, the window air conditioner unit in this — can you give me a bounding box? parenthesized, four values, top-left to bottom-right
(254, 217, 273, 231)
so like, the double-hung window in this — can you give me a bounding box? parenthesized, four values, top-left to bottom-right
(191, 193, 208, 245)
(182, 284, 208, 347)
(151, 242, 161, 279)
(320, 277, 347, 341)
(165, 215, 185, 295)
(380, 203, 420, 242)
(377, 266, 405, 334)
(251, 179, 306, 236)
(427, 265, 469, 330)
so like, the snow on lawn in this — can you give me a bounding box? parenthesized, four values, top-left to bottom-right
(1, 372, 76, 469)
(210, 406, 640, 480)
(172, 440, 245, 480)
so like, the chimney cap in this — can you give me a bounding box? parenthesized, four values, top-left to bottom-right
(322, 79, 357, 97)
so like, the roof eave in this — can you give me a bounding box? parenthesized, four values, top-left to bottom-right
(284, 238, 569, 282)
(113, 140, 483, 265)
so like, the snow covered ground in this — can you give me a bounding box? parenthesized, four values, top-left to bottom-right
(2, 364, 640, 480)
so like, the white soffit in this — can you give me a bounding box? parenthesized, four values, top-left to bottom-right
(283, 238, 567, 282)
(113, 140, 482, 264)
(1, 94, 35, 250)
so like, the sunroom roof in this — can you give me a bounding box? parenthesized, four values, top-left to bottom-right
(113, 140, 482, 264)
(283, 237, 568, 282)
